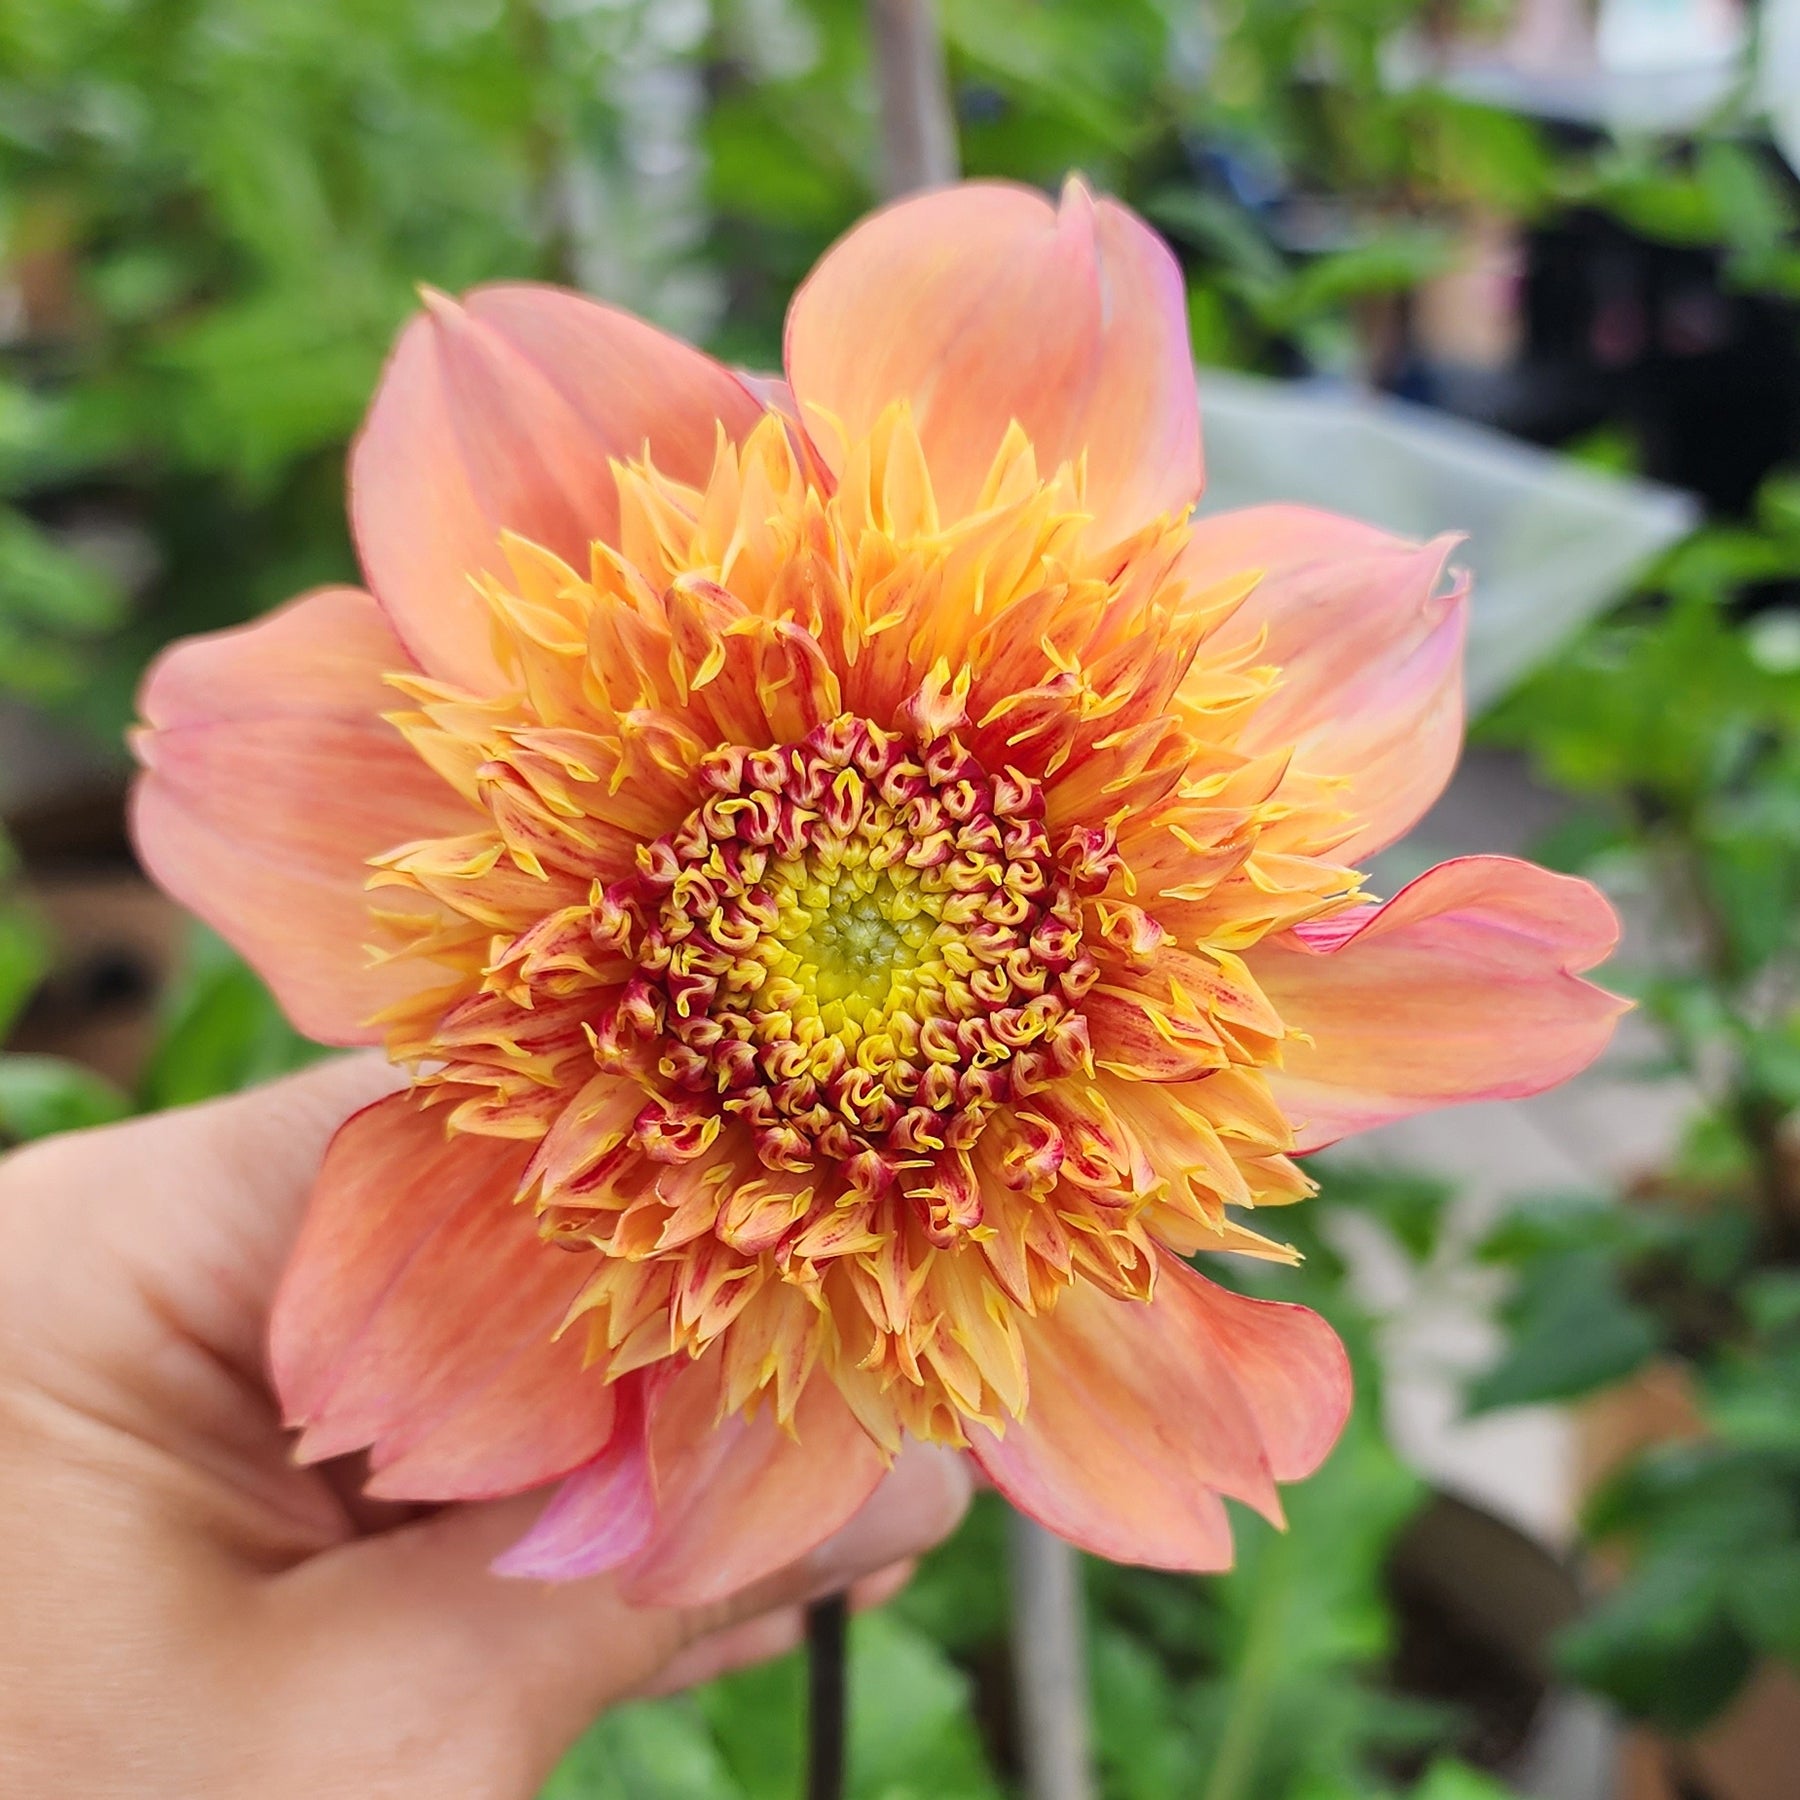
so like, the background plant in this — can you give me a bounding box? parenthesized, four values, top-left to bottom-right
(1476, 474, 1800, 1738)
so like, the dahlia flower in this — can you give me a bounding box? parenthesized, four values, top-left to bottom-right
(131, 180, 1623, 1603)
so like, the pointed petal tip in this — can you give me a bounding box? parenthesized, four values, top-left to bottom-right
(1260, 855, 1629, 1149)
(489, 1425, 656, 1582)
(414, 281, 458, 318)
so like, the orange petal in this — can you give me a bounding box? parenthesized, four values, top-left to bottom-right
(785, 179, 1200, 541)
(1181, 505, 1468, 858)
(352, 283, 765, 690)
(620, 1355, 886, 1606)
(968, 1254, 1349, 1568)
(271, 1091, 616, 1501)
(130, 587, 475, 1045)
(1251, 855, 1628, 1151)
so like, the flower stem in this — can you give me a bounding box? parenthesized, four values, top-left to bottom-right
(805, 1592, 849, 1800)
(867, 0, 959, 195)
(1006, 1512, 1095, 1800)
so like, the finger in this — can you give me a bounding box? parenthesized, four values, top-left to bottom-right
(287, 1439, 972, 1778)
(0, 1055, 402, 1382)
(637, 1560, 916, 1697)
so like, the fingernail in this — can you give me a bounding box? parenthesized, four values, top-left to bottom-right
(804, 1442, 973, 1592)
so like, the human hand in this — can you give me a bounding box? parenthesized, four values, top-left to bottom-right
(0, 1056, 971, 1800)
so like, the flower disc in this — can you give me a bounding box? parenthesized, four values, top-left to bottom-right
(630, 714, 1098, 1188)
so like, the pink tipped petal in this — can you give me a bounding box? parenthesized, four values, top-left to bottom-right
(620, 1358, 886, 1607)
(785, 179, 1200, 541)
(272, 1092, 616, 1501)
(130, 587, 474, 1045)
(1181, 505, 1468, 857)
(352, 284, 764, 690)
(1252, 855, 1629, 1151)
(968, 1254, 1350, 1570)
(493, 1394, 656, 1582)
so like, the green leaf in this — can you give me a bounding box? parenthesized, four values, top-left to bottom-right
(1278, 230, 1455, 325)
(0, 1052, 131, 1141)
(1315, 1164, 1454, 1263)
(1090, 1624, 1195, 1800)
(1704, 1347, 1800, 1454)
(1729, 1543, 1800, 1662)
(1143, 188, 1288, 296)
(1741, 1271, 1800, 1337)
(1408, 1760, 1517, 1800)
(684, 1644, 798, 1800)
(1092, 1398, 1433, 1800)
(1556, 1552, 1755, 1730)
(542, 1697, 743, 1800)
(1477, 1192, 1635, 1264)
(841, 1611, 1002, 1798)
(0, 901, 49, 1039)
(0, 507, 126, 635)
(138, 930, 325, 1110)
(1467, 1249, 1659, 1412)
(695, 1606, 1001, 1800)
(1696, 140, 1797, 265)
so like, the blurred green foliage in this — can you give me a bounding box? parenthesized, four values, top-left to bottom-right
(543, 1605, 1004, 1800)
(0, 0, 673, 734)
(0, 822, 133, 1145)
(1478, 470, 1800, 1732)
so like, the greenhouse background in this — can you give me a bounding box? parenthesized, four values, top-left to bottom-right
(3, 0, 1799, 1795)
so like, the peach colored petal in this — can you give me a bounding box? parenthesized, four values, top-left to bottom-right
(1251, 855, 1628, 1151)
(130, 587, 476, 1045)
(785, 179, 1200, 541)
(620, 1356, 886, 1607)
(1181, 505, 1468, 858)
(967, 1253, 1350, 1569)
(492, 1390, 656, 1581)
(1181, 1274, 1351, 1481)
(352, 283, 765, 690)
(271, 1091, 617, 1502)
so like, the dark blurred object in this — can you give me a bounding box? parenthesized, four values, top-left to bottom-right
(1408, 134, 1800, 521)
(2, 765, 176, 1093)
(1387, 1492, 1608, 1792)
(6, 869, 179, 1087)
(1511, 206, 1800, 513)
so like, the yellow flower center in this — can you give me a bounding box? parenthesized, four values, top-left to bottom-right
(625, 714, 1101, 1193)
(790, 876, 925, 1008)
